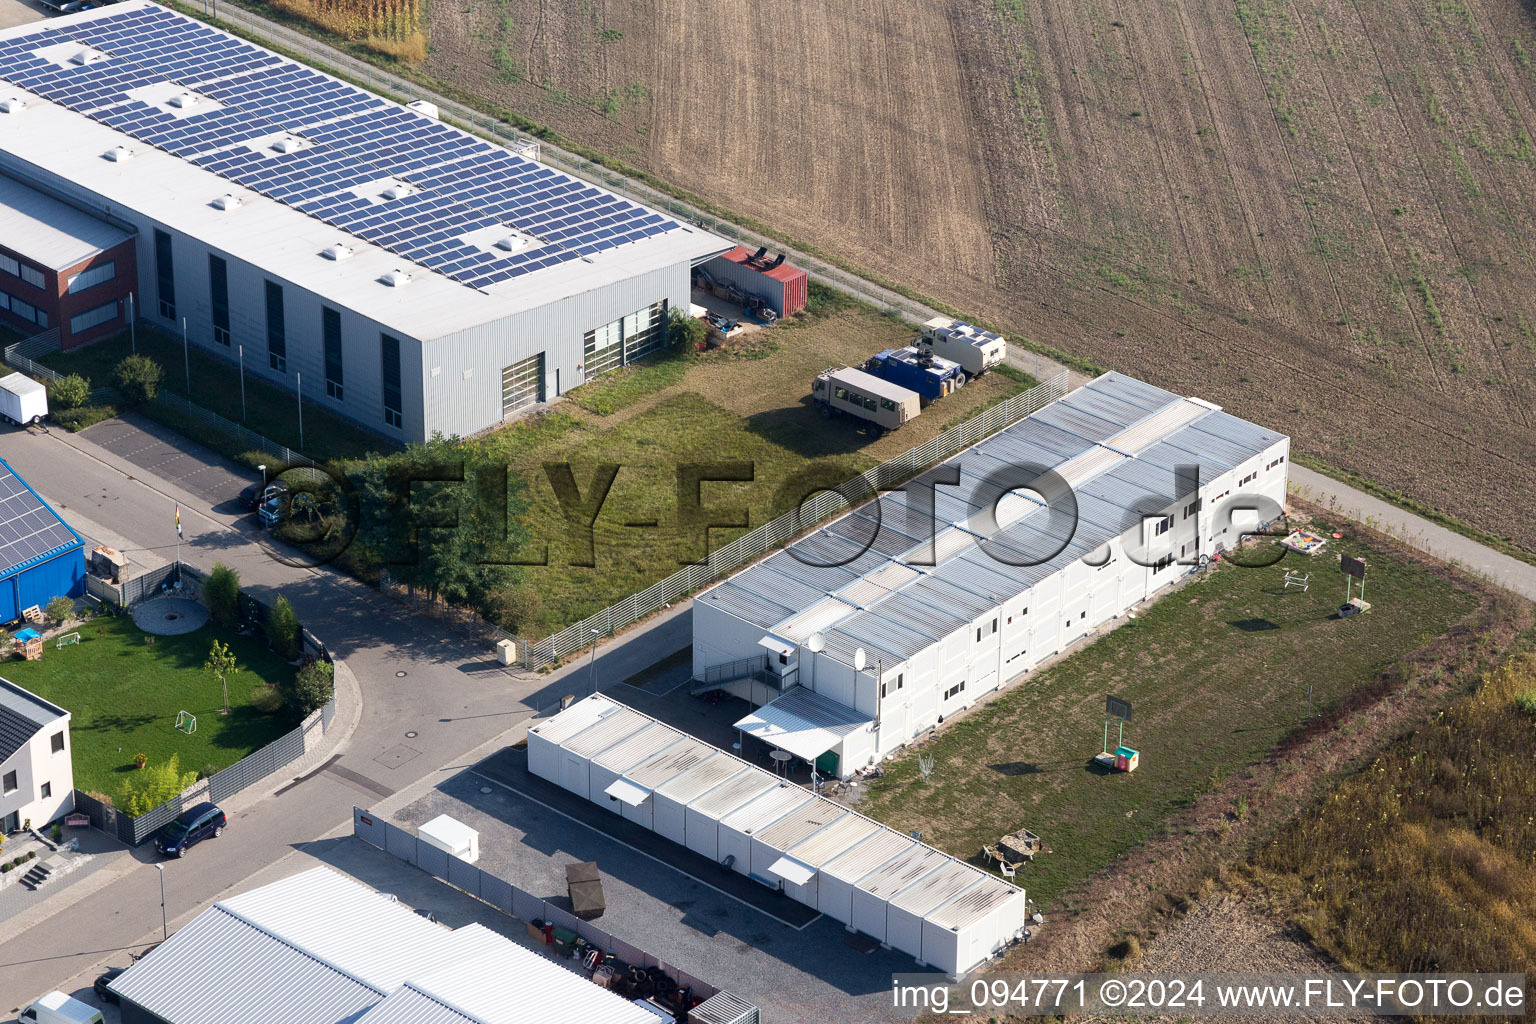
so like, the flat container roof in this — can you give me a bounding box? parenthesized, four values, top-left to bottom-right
(749, 799, 847, 853)
(888, 861, 982, 916)
(925, 875, 1021, 930)
(783, 811, 884, 869)
(653, 753, 748, 805)
(623, 737, 718, 791)
(0, 172, 132, 270)
(558, 707, 651, 759)
(591, 721, 683, 774)
(825, 366, 920, 404)
(685, 765, 780, 821)
(857, 845, 950, 900)
(0, 4, 728, 340)
(699, 372, 1290, 668)
(526, 693, 626, 747)
(718, 780, 811, 834)
(821, 830, 917, 883)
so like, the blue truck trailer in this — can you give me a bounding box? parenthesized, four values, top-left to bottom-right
(863, 346, 966, 405)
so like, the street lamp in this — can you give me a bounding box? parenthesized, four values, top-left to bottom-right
(588, 628, 600, 696)
(154, 862, 167, 941)
(258, 464, 267, 489)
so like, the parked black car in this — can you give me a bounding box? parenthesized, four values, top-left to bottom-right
(154, 802, 226, 858)
(94, 966, 126, 1002)
(239, 480, 287, 511)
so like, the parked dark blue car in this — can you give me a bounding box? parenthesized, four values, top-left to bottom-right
(155, 802, 226, 858)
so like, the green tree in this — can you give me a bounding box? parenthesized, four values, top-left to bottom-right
(112, 354, 162, 405)
(287, 660, 334, 716)
(50, 374, 90, 410)
(43, 595, 73, 627)
(118, 753, 198, 816)
(667, 308, 707, 351)
(203, 562, 240, 624)
(351, 435, 529, 611)
(205, 638, 240, 715)
(265, 595, 301, 660)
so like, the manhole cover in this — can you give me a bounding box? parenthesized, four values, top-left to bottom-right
(405, 731, 417, 738)
(396, 671, 407, 677)
(480, 786, 492, 794)
(165, 613, 179, 621)
(374, 744, 421, 770)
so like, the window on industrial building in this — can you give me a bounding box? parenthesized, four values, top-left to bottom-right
(1, 772, 13, 795)
(1239, 471, 1257, 487)
(265, 280, 286, 371)
(0, 254, 16, 278)
(976, 627, 982, 642)
(1267, 456, 1286, 471)
(381, 333, 403, 428)
(896, 673, 903, 690)
(154, 229, 176, 320)
(209, 254, 230, 346)
(70, 301, 117, 335)
(50, 732, 64, 754)
(67, 260, 115, 295)
(991, 618, 998, 634)
(1153, 554, 1174, 574)
(6, 293, 45, 327)
(39, 781, 50, 800)
(1153, 515, 1173, 536)
(18, 262, 43, 289)
(583, 301, 667, 377)
(944, 681, 966, 701)
(322, 306, 343, 400)
(1183, 499, 1201, 518)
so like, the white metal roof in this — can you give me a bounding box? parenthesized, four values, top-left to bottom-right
(719, 782, 816, 836)
(733, 686, 872, 762)
(857, 845, 950, 900)
(925, 874, 1022, 930)
(750, 798, 847, 853)
(820, 830, 917, 884)
(591, 721, 683, 773)
(824, 365, 920, 404)
(622, 737, 718, 791)
(781, 809, 884, 869)
(418, 814, 477, 850)
(526, 693, 625, 746)
(686, 765, 781, 821)
(888, 860, 981, 915)
(352, 924, 656, 1024)
(604, 777, 650, 806)
(653, 752, 747, 805)
(556, 706, 651, 759)
(0, 172, 131, 271)
(0, 4, 728, 341)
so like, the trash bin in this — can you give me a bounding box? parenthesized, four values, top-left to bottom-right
(496, 638, 517, 665)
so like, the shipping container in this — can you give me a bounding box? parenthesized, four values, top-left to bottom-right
(609, 737, 718, 830)
(681, 766, 780, 862)
(817, 831, 917, 925)
(699, 247, 808, 318)
(884, 862, 981, 961)
(717, 783, 817, 881)
(652, 754, 749, 847)
(589, 723, 685, 814)
(850, 845, 949, 945)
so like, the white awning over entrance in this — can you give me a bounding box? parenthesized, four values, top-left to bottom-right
(767, 855, 817, 887)
(734, 686, 871, 762)
(603, 778, 650, 806)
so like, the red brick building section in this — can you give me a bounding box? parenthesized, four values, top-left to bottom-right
(0, 174, 136, 350)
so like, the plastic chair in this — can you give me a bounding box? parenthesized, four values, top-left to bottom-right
(1000, 861, 1017, 879)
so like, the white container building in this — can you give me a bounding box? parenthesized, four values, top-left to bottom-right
(681, 766, 780, 862)
(692, 372, 1291, 776)
(525, 694, 627, 781)
(850, 845, 950, 946)
(815, 830, 917, 925)
(529, 695, 1029, 976)
(609, 737, 718, 830)
(652, 754, 748, 847)
(417, 814, 480, 864)
(546, 703, 653, 800)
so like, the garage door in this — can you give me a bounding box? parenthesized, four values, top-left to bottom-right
(501, 353, 544, 417)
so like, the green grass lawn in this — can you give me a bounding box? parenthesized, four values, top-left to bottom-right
(36, 327, 393, 464)
(1, 614, 300, 799)
(563, 351, 693, 416)
(859, 521, 1479, 908)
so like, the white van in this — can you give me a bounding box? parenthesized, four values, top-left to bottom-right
(18, 991, 105, 1024)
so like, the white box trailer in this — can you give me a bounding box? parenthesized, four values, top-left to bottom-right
(812, 829, 916, 925)
(526, 694, 626, 781)
(554, 707, 652, 800)
(918, 318, 1007, 377)
(772, 811, 884, 905)
(851, 845, 949, 945)
(652, 754, 748, 847)
(884, 861, 982, 962)
(417, 814, 480, 864)
(716, 783, 817, 881)
(591, 723, 685, 814)
(922, 875, 1028, 976)
(683, 767, 780, 862)
(609, 737, 718, 830)
(0, 371, 47, 426)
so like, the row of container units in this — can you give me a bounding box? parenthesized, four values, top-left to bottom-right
(525, 695, 1028, 976)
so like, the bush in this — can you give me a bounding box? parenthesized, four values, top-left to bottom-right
(265, 595, 301, 660)
(118, 753, 198, 816)
(287, 660, 334, 716)
(667, 308, 708, 351)
(491, 584, 543, 636)
(48, 824, 60, 842)
(50, 373, 90, 410)
(250, 684, 285, 715)
(1516, 688, 1536, 717)
(204, 562, 240, 625)
(44, 595, 73, 627)
(51, 404, 116, 432)
(112, 354, 162, 405)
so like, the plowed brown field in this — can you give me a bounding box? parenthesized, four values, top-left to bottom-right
(424, 0, 1536, 551)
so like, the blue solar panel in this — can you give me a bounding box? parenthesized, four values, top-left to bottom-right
(0, 4, 682, 288)
(0, 456, 78, 575)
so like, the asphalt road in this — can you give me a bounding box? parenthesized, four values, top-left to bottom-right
(0, 418, 689, 1008)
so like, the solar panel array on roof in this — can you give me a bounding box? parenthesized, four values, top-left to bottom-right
(0, 5, 681, 290)
(0, 457, 79, 577)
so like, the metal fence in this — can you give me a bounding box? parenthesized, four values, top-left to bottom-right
(497, 369, 1070, 669)
(353, 808, 747, 1012)
(73, 560, 337, 844)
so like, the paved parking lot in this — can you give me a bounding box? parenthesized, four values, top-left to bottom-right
(0, 0, 45, 30)
(83, 414, 254, 510)
(391, 757, 922, 1024)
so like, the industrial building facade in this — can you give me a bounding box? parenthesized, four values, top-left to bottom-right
(0, 3, 729, 444)
(0, 456, 85, 626)
(528, 694, 1028, 977)
(693, 372, 1290, 776)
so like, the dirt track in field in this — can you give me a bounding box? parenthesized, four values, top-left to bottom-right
(424, 0, 1536, 552)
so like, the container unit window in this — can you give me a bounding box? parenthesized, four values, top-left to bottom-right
(67, 260, 115, 295)
(70, 300, 117, 335)
(381, 333, 404, 428)
(265, 280, 286, 371)
(1183, 499, 1201, 519)
(944, 680, 966, 701)
(209, 254, 230, 346)
(1266, 456, 1286, 471)
(322, 306, 344, 401)
(154, 229, 176, 320)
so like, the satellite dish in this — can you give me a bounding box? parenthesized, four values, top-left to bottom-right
(854, 648, 867, 671)
(807, 632, 825, 653)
